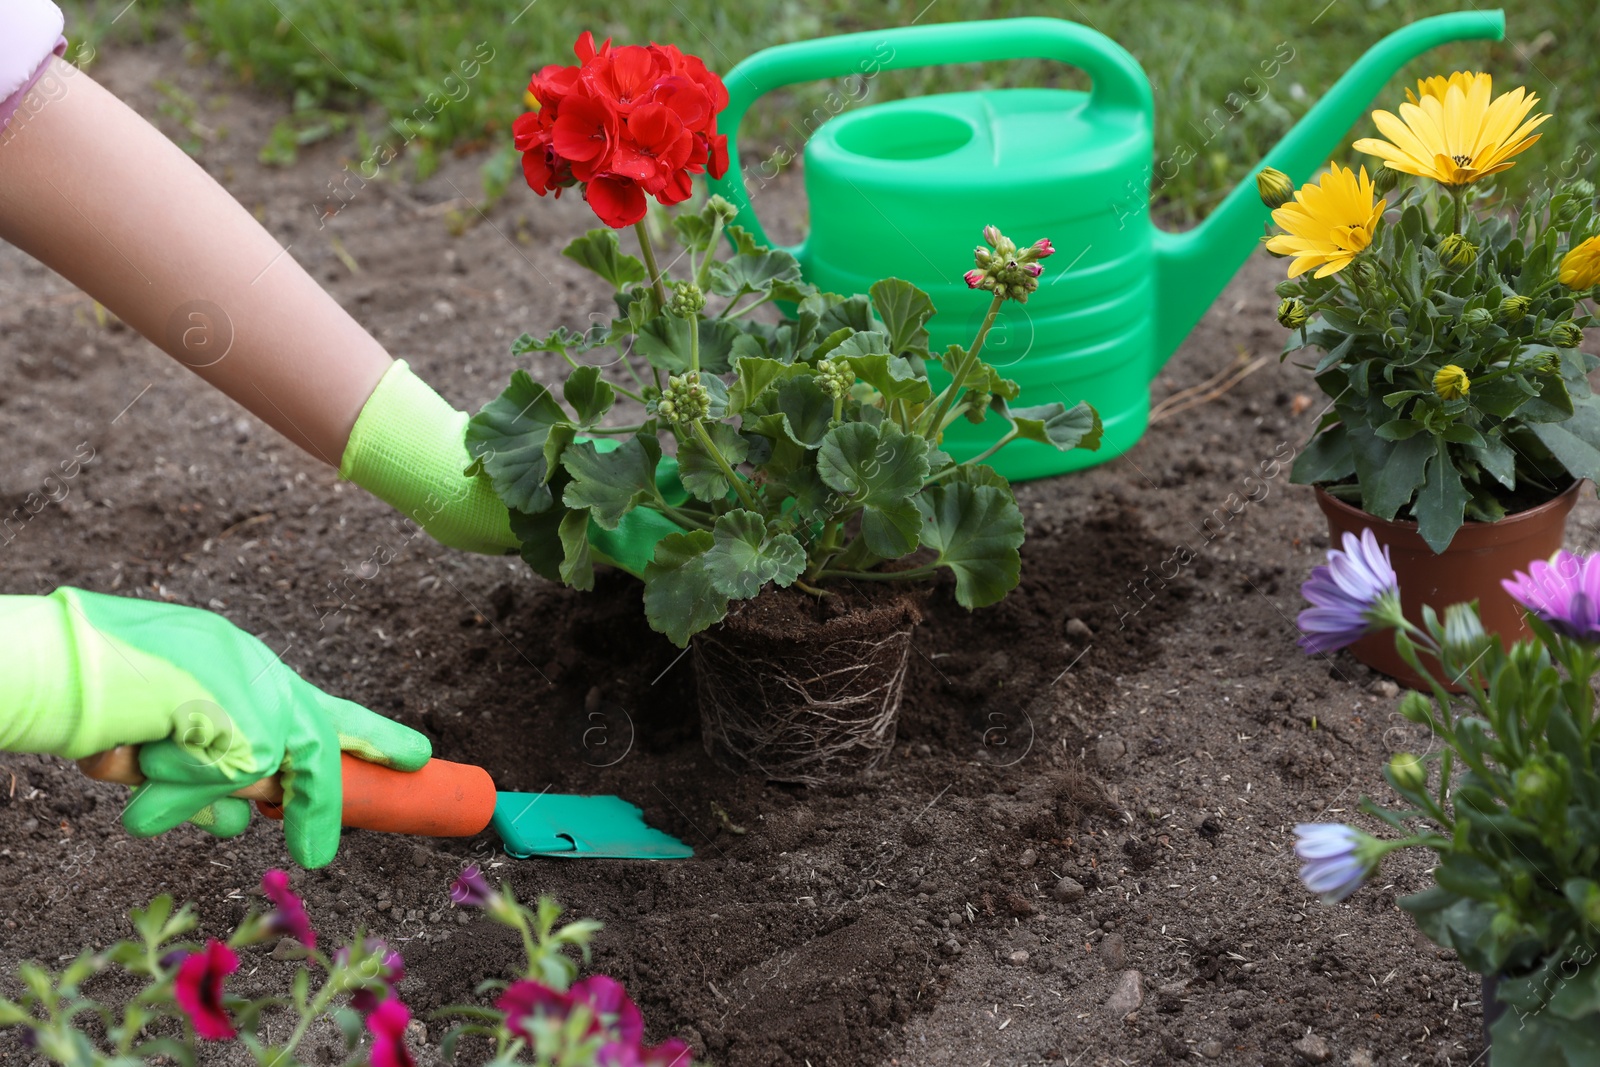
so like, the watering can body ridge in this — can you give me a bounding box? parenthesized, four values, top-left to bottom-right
(708, 13, 1506, 480)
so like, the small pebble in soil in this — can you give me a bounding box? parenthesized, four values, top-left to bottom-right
(940, 939, 961, 956)
(412, 847, 431, 867)
(1292, 1032, 1331, 1064)
(1095, 737, 1127, 765)
(377, 899, 392, 912)
(1105, 969, 1143, 1016)
(1007, 950, 1029, 966)
(405, 1018, 428, 1046)
(270, 937, 306, 961)
(1017, 848, 1038, 869)
(1054, 877, 1086, 903)
(1099, 933, 1126, 968)
(1367, 678, 1400, 699)
(1346, 1052, 1374, 1067)
(1197, 1039, 1224, 1059)
(1066, 617, 1093, 641)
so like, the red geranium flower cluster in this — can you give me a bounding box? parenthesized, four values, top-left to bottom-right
(513, 32, 730, 229)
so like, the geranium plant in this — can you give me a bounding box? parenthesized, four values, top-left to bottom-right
(1266, 72, 1600, 551)
(471, 33, 1102, 648)
(0, 867, 690, 1066)
(1292, 536, 1600, 1064)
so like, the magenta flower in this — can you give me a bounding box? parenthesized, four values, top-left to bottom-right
(1503, 550, 1600, 641)
(341, 938, 405, 1016)
(367, 997, 417, 1067)
(963, 269, 984, 289)
(449, 864, 494, 907)
(261, 869, 316, 950)
(1030, 237, 1056, 259)
(1296, 528, 1402, 655)
(1294, 823, 1372, 903)
(572, 976, 644, 1043)
(637, 1038, 695, 1065)
(173, 939, 238, 1041)
(498, 979, 571, 1041)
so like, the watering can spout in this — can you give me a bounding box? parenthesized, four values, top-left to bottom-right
(1151, 9, 1505, 369)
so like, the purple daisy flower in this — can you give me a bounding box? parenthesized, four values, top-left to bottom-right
(1502, 550, 1600, 641)
(1297, 529, 1402, 655)
(1294, 823, 1370, 903)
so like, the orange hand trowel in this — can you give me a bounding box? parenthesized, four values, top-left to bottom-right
(77, 748, 693, 860)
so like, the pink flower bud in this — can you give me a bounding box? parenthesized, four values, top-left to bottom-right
(1023, 262, 1043, 277)
(1031, 238, 1056, 259)
(964, 269, 986, 289)
(982, 225, 1003, 249)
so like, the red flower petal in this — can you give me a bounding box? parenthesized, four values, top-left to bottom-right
(174, 939, 238, 1041)
(585, 175, 649, 228)
(552, 90, 619, 164)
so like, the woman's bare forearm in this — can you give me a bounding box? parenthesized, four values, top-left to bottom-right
(0, 57, 390, 463)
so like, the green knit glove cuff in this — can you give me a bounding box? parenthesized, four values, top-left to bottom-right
(340, 360, 519, 555)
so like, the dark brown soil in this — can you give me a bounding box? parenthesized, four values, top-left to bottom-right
(6, 29, 1600, 1067)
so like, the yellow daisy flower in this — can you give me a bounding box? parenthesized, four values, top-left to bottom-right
(1352, 77, 1548, 187)
(1433, 364, 1470, 400)
(1560, 235, 1600, 290)
(1406, 71, 1491, 105)
(1265, 165, 1387, 279)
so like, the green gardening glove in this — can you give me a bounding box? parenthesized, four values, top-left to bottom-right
(0, 588, 431, 868)
(340, 360, 682, 575)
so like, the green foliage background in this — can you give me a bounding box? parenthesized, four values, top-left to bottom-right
(61, 0, 1600, 218)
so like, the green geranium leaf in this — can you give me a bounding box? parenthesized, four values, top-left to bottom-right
(830, 330, 892, 359)
(563, 365, 615, 428)
(672, 212, 715, 254)
(635, 316, 742, 374)
(512, 326, 593, 359)
(817, 422, 930, 557)
(561, 435, 662, 530)
(729, 355, 807, 414)
(820, 294, 876, 335)
(725, 224, 761, 255)
(916, 482, 1025, 608)
(558, 508, 594, 591)
(466, 369, 571, 513)
(842, 352, 932, 406)
(870, 278, 934, 356)
(1008, 401, 1103, 452)
(563, 229, 648, 290)
(704, 509, 806, 598)
(776, 377, 835, 448)
(509, 480, 574, 585)
(677, 422, 750, 502)
(642, 530, 729, 647)
(709, 247, 803, 298)
(1414, 437, 1470, 552)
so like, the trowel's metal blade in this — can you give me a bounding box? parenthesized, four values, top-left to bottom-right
(489, 791, 694, 860)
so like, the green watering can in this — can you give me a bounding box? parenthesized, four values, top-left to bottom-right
(708, 12, 1506, 480)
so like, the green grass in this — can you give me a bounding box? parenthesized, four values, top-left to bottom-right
(62, 0, 1600, 220)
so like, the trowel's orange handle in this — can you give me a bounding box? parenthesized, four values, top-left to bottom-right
(78, 747, 498, 838)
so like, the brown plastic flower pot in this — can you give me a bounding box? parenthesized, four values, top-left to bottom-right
(1314, 481, 1583, 691)
(693, 589, 922, 785)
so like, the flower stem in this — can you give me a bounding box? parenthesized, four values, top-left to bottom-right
(924, 292, 1004, 441)
(961, 427, 1019, 470)
(690, 313, 701, 375)
(634, 219, 669, 308)
(692, 420, 756, 511)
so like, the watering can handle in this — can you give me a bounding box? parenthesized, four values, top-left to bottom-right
(710, 17, 1151, 251)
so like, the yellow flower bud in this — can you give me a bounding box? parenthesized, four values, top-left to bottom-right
(1433, 364, 1470, 400)
(1498, 295, 1531, 322)
(1277, 297, 1310, 330)
(1437, 233, 1478, 269)
(1256, 167, 1295, 210)
(1560, 235, 1600, 290)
